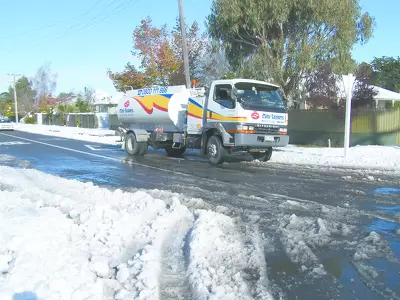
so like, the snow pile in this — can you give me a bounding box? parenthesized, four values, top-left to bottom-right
(278, 213, 353, 275)
(0, 165, 265, 300)
(253, 145, 400, 172)
(15, 124, 119, 145)
(188, 211, 251, 299)
(353, 231, 396, 261)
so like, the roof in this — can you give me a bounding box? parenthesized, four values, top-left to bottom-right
(373, 86, 400, 101)
(92, 90, 123, 105)
(338, 75, 400, 101)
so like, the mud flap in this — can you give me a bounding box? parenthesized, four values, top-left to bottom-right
(121, 133, 126, 150)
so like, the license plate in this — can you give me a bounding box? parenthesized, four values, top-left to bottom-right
(264, 135, 274, 142)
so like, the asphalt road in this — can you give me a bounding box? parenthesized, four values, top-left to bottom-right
(0, 130, 399, 300)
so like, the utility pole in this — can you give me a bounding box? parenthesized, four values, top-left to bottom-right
(178, 0, 191, 89)
(7, 73, 21, 123)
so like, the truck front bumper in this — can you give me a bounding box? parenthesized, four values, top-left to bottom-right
(234, 133, 289, 147)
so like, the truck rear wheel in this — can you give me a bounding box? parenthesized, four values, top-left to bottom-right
(207, 135, 226, 165)
(252, 147, 273, 162)
(125, 133, 147, 156)
(165, 146, 186, 157)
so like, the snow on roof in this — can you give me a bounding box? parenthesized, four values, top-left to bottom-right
(92, 90, 123, 105)
(337, 75, 400, 101)
(373, 86, 400, 101)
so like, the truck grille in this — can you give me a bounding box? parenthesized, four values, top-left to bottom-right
(254, 126, 279, 135)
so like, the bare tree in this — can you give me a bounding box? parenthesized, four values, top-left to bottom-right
(32, 62, 58, 109)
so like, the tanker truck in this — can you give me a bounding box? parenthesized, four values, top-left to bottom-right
(116, 78, 289, 165)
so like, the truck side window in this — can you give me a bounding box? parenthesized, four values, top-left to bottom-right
(214, 84, 235, 109)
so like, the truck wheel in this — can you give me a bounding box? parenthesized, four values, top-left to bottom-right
(139, 143, 148, 156)
(165, 146, 186, 157)
(125, 133, 144, 156)
(207, 135, 226, 165)
(252, 147, 272, 162)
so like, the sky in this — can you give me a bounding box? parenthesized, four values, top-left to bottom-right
(0, 0, 398, 96)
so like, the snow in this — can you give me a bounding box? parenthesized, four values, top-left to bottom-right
(0, 164, 268, 300)
(14, 124, 400, 171)
(254, 144, 400, 172)
(15, 124, 120, 145)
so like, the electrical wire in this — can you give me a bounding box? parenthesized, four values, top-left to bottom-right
(0, 0, 141, 56)
(1, 0, 103, 41)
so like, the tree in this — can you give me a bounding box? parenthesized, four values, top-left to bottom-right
(74, 98, 92, 112)
(304, 62, 340, 109)
(108, 16, 207, 90)
(351, 63, 378, 109)
(0, 77, 36, 116)
(32, 62, 57, 109)
(171, 17, 208, 83)
(14, 76, 37, 114)
(196, 41, 233, 87)
(107, 63, 152, 92)
(56, 92, 76, 104)
(207, 0, 375, 99)
(370, 56, 400, 92)
(82, 87, 95, 104)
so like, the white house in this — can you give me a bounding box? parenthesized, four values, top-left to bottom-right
(338, 75, 400, 109)
(297, 75, 400, 109)
(92, 90, 124, 114)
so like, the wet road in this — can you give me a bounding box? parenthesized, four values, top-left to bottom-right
(0, 130, 399, 299)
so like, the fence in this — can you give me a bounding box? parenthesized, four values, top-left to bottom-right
(287, 108, 400, 146)
(35, 109, 400, 147)
(37, 113, 98, 129)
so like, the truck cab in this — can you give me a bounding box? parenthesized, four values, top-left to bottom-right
(185, 79, 289, 164)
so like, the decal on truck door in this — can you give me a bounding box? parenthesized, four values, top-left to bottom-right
(187, 99, 248, 122)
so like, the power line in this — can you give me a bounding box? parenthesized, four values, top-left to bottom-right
(0, 0, 141, 56)
(2, 0, 123, 51)
(1, 0, 103, 41)
(7, 73, 22, 123)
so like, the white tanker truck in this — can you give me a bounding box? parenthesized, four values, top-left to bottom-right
(116, 78, 289, 165)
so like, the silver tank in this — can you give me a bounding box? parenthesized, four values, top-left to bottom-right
(116, 86, 190, 131)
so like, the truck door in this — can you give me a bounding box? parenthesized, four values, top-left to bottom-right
(206, 83, 236, 122)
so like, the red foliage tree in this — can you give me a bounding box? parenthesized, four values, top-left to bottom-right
(107, 17, 207, 91)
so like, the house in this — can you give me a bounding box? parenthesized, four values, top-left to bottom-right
(92, 90, 123, 114)
(297, 75, 400, 110)
(338, 75, 400, 109)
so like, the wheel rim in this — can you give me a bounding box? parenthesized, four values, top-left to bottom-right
(208, 142, 217, 158)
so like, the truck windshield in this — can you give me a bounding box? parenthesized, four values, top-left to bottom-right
(234, 82, 286, 112)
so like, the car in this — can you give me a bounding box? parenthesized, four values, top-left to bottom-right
(0, 116, 14, 131)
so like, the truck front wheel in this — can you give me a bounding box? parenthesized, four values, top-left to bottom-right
(207, 135, 226, 165)
(125, 133, 147, 156)
(252, 147, 273, 162)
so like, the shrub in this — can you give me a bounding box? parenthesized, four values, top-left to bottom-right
(23, 115, 35, 124)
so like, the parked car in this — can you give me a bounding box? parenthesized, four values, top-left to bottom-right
(0, 116, 14, 131)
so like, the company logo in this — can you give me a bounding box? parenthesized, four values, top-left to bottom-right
(262, 113, 285, 120)
(124, 100, 130, 108)
(251, 111, 260, 120)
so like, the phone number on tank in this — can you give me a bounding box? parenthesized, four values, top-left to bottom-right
(138, 87, 168, 95)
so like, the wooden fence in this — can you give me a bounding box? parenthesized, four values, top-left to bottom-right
(287, 108, 400, 146)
